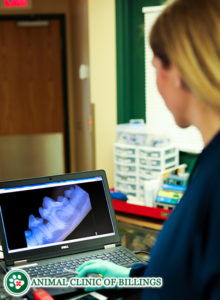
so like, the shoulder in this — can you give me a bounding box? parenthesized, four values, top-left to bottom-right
(188, 132, 220, 200)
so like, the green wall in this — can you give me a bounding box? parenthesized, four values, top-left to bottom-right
(116, 0, 163, 124)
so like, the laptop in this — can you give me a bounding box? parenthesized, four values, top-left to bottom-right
(0, 170, 146, 297)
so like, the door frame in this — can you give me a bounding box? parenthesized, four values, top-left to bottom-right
(0, 13, 70, 172)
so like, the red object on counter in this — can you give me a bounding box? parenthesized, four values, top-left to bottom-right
(33, 289, 54, 300)
(112, 199, 172, 220)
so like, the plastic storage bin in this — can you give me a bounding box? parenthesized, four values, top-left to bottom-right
(114, 142, 179, 204)
(116, 121, 171, 147)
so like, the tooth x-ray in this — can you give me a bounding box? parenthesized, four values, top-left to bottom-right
(25, 185, 92, 247)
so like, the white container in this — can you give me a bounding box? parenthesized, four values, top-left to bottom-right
(115, 181, 137, 198)
(114, 136, 179, 205)
(115, 164, 137, 174)
(116, 123, 147, 146)
(114, 144, 137, 156)
(115, 173, 137, 184)
(143, 179, 161, 207)
(139, 167, 161, 178)
(139, 149, 161, 158)
(138, 145, 178, 172)
(115, 155, 136, 165)
(116, 121, 171, 147)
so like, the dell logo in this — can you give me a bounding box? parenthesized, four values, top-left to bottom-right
(61, 245, 69, 250)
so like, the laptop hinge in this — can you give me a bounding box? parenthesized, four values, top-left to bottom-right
(14, 259, 27, 266)
(104, 244, 116, 249)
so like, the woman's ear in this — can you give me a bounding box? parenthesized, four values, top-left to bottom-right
(173, 67, 190, 91)
(175, 78, 181, 89)
(172, 67, 189, 91)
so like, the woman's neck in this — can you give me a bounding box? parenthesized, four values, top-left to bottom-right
(191, 99, 220, 146)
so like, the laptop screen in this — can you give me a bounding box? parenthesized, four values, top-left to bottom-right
(0, 174, 115, 255)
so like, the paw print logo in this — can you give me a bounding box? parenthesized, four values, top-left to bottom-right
(9, 273, 25, 289)
(4, 269, 31, 296)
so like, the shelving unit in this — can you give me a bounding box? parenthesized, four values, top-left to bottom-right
(114, 142, 179, 204)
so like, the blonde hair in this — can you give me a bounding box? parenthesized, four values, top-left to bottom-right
(149, 0, 220, 110)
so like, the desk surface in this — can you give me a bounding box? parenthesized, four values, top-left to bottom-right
(116, 212, 164, 231)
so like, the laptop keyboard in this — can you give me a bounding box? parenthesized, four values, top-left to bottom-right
(24, 248, 141, 278)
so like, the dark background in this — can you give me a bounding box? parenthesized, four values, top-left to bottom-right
(0, 180, 114, 250)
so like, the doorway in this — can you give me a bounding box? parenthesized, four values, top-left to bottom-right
(0, 14, 70, 180)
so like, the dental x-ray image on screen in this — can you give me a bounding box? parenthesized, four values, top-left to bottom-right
(25, 185, 92, 247)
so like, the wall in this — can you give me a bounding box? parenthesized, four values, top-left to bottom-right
(88, 0, 117, 187)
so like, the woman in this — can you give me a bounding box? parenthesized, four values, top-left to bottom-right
(77, 0, 220, 298)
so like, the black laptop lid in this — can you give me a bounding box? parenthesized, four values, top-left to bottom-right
(0, 170, 121, 266)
